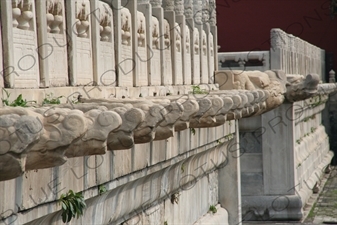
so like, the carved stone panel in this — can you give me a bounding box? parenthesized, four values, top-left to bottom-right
(193, 28, 200, 84)
(209, 32, 214, 83)
(12, 0, 40, 88)
(99, 1, 116, 86)
(119, 7, 133, 87)
(75, 0, 93, 85)
(175, 22, 183, 85)
(201, 30, 209, 84)
(46, 0, 68, 86)
(136, 11, 148, 86)
(163, 19, 172, 85)
(150, 16, 161, 85)
(184, 25, 192, 84)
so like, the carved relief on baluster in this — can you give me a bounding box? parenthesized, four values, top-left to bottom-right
(209, 0, 216, 26)
(12, 0, 22, 28)
(186, 26, 190, 53)
(201, 0, 210, 24)
(14, 0, 34, 30)
(210, 33, 214, 57)
(164, 19, 170, 49)
(193, 0, 202, 25)
(163, 0, 175, 11)
(202, 31, 207, 56)
(137, 12, 146, 47)
(121, 7, 131, 46)
(150, 0, 162, 8)
(75, 1, 90, 38)
(46, 0, 63, 34)
(184, 0, 193, 19)
(194, 28, 199, 55)
(176, 24, 181, 52)
(99, 2, 112, 42)
(174, 0, 184, 15)
(152, 16, 159, 49)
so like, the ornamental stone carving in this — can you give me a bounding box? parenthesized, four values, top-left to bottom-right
(174, 0, 184, 15)
(13, 0, 34, 30)
(285, 74, 320, 102)
(46, 0, 63, 33)
(150, 0, 162, 8)
(152, 16, 160, 49)
(0, 87, 274, 181)
(137, 12, 146, 47)
(99, 2, 113, 42)
(184, 0, 193, 19)
(163, 0, 175, 11)
(75, 1, 90, 38)
(121, 7, 132, 45)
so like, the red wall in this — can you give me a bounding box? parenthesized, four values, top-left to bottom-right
(216, 0, 337, 72)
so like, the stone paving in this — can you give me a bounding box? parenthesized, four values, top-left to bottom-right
(304, 166, 337, 224)
(243, 166, 337, 225)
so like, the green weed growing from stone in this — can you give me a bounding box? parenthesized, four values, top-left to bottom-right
(59, 190, 86, 223)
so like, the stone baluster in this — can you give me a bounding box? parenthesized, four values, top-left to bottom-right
(192, 0, 202, 84)
(209, 0, 218, 72)
(329, 70, 336, 83)
(66, 0, 94, 86)
(150, 0, 165, 85)
(0, 0, 15, 88)
(136, 4, 149, 86)
(119, 0, 140, 87)
(200, 0, 210, 84)
(138, 1, 154, 86)
(92, 1, 116, 86)
(184, 0, 193, 85)
(163, 0, 183, 85)
(5, 0, 40, 88)
(174, 0, 186, 84)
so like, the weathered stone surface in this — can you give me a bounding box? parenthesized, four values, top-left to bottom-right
(0, 108, 43, 180)
(285, 74, 320, 102)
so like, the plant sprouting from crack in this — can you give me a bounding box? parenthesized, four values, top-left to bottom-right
(190, 128, 196, 135)
(209, 205, 217, 214)
(42, 93, 64, 105)
(59, 190, 86, 223)
(98, 185, 107, 195)
(191, 85, 209, 95)
(170, 193, 180, 204)
(181, 163, 186, 173)
(2, 89, 36, 107)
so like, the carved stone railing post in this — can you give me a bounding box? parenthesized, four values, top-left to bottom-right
(0, 0, 15, 88)
(175, 0, 190, 85)
(184, 0, 193, 85)
(200, 0, 210, 84)
(192, 0, 202, 84)
(118, 0, 138, 87)
(150, 0, 165, 85)
(135, 4, 149, 86)
(66, 0, 94, 86)
(44, 0, 68, 87)
(1, 0, 40, 88)
(35, 0, 50, 87)
(94, 1, 116, 86)
(163, 0, 183, 85)
(90, 0, 101, 85)
(209, 0, 218, 72)
(329, 70, 336, 83)
(138, 1, 153, 86)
